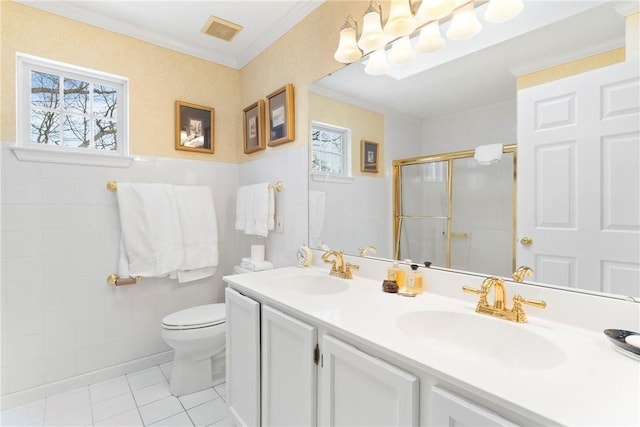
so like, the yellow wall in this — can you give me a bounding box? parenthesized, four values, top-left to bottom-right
(627, 12, 639, 60)
(237, 0, 369, 163)
(309, 92, 385, 177)
(1, 1, 240, 162)
(0, 0, 369, 163)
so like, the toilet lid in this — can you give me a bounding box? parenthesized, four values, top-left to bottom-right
(162, 304, 225, 330)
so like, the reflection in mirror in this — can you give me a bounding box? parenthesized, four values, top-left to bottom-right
(308, 1, 639, 299)
(394, 147, 516, 278)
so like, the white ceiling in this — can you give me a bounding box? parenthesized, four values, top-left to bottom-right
(15, 0, 325, 69)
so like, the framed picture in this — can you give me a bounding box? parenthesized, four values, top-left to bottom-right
(361, 140, 379, 173)
(175, 101, 214, 153)
(266, 83, 295, 147)
(243, 100, 266, 154)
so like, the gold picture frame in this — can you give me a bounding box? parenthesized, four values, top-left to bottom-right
(266, 83, 295, 147)
(175, 101, 214, 154)
(361, 140, 379, 173)
(243, 100, 266, 154)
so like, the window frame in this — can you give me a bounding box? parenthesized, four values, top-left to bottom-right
(310, 121, 352, 178)
(14, 53, 132, 167)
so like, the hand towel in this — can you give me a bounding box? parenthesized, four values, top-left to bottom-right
(241, 257, 274, 271)
(309, 190, 326, 248)
(474, 143, 503, 165)
(116, 183, 183, 277)
(173, 185, 219, 283)
(235, 183, 275, 237)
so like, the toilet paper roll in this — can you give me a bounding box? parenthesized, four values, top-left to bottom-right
(251, 245, 265, 262)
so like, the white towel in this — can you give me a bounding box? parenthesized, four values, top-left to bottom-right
(235, 183, 275, 237)
(173, 185, 219, 283)
(116, 183, 183, 278)
(241, 257, 274, 271)
(309, 191, 326, 248)
(474, 143, 503, 165)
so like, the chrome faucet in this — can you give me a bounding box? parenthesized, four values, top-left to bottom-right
(322, 249, 359, 279)
(463, 276, 546, 323)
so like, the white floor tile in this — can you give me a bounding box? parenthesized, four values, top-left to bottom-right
(159, 362, 173, 380)
(91, 391, 137, 422)
(0, 398, 45, 426)
(178, 388, 218, 410)
(209, 416, 235, 427)
(213, 383, 226, 399)
(139, 395, 183, 425)
(89, 375, 130, 403)
(95, 408, 143, 427)
(132, 380, 172, 406)
(126, 366, 166, 390)
(187, 399, 229, 427)
(44, 404, 92, 427)
(45, 386, 91, 420)
(149, 411, 194, 427)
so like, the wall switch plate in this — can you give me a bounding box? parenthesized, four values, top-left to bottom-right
(275, 216, 284, 233)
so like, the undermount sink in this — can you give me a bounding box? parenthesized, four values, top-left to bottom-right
(268, 274, 349, 295)
(397, 310, 566, 370)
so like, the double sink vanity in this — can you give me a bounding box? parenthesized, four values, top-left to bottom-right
(223, 251, 640, 426)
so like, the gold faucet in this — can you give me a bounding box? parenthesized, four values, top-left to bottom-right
(513, 266, 533, 282)
(462, 276, 546, 323)
(322, 250, 359, 279)
(358, 246, 377, 257)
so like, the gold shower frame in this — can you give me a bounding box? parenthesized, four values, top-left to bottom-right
(392, 144, 517, 270)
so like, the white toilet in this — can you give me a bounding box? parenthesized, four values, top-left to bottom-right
(161, 303, 226, 396)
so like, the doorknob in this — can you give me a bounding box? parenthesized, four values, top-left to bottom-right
(520, 236, 533, 246)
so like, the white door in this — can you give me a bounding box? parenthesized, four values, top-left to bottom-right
(261, 306, 317, 426)
(319, 335, 419, 427)
(431, 387, 518, 427)
(225, 288, 261, 427)
(517, 60, 640, 296)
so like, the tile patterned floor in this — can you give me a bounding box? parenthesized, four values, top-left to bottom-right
(1, 362, 233, 426)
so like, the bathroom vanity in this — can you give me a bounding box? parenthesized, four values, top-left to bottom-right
(223, 261, 640, 427)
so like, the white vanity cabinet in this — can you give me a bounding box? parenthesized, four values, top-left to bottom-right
(431, 387, 518, 427)
(261, 305, 317, 426)
(319, 335, 419, 427)
(225, 287, 261, 427)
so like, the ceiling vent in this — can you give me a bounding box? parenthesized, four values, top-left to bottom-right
(201, 16, 243, 42)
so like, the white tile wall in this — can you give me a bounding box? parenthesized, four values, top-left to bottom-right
(1, 143, 309, 405)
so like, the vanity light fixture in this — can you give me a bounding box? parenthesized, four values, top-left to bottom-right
(333, 0, 524, 76)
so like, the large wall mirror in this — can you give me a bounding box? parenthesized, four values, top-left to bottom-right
(308, 1, 639, 299)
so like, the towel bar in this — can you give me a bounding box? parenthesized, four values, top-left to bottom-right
(107, 274, 143, 286)
(107, 180, 283, 192)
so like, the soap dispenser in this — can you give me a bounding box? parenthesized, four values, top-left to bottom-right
(387, 261, 406, 289)
(405, 264, 424, 295)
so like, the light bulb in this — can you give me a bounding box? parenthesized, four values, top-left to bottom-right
(388, 36, 415, 65)
(417, 0, 455, 21)
(415, 22, 444, 53)
(383, 0, 416, 38)
(334, 25, 362, 63)
(446, 3, 481, 41)
(358, 8, 385, 53)
(484, 0, 524, 23)
(365, 49, 391, 75)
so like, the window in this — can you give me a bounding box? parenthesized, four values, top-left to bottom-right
(16, 54, 130, 164)
(311, 122, 350, 176)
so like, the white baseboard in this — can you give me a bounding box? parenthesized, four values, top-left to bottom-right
(0, 351, 174, 411)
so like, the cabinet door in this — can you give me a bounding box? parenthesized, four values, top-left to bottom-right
(262, 306, 317, 426)
(432, 387, 518, 427)
(319, 335, 419, 427)
(225, 288, 261, 427)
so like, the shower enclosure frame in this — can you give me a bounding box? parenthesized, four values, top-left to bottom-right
(392, 144, 517, 271)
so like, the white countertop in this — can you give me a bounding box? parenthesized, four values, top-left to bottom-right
(224, 266, 640, 426)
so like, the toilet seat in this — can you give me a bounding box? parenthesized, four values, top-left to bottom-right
(162, 303, 225, 330)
